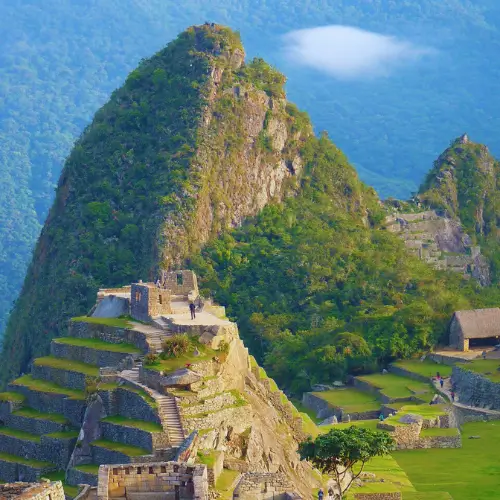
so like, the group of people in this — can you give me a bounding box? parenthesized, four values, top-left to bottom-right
(318, 487, 336, 499)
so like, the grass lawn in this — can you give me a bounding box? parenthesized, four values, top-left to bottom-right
(12, 375, 85, 400)
(356, 374, 434, 402)
(75, 464, 100, 474)
(0, 451, 53, 467)
(145, 343, 216, 373)
(92, 439, 149, 457)
(420, 427, 459, 437)
(0, 426, 41, 442)
(55, 337, 140, 353)
(71, 315, 133, 328)
(395, 420, 500, 500)
(102, 415, 163, 432)
(312, 388, 381, 413)
(34, 356, 99, 376)
(216, 469, 240, 500)
(392, 359, 453, 378)
(383, 404, 447, 427)
(13, 407, 69, 424)
(197, 449, 220, 467)
(456, 359, 500, 382)
(0, 392, 25, 403)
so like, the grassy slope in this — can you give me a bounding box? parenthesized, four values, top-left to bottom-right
(357, 374, 434, 401)
(392, 359, 452, 378)
(312, 388, 380, 413)
(55, 336, 140, 353)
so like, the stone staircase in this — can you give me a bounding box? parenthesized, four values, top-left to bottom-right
(120, 362, 142, 382)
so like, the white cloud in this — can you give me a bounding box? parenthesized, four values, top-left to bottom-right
(283, 25, 434, 80)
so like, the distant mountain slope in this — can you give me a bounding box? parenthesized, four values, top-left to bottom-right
(2, 0, 500, 339)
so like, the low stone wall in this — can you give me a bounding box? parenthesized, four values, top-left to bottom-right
(0, 400, 23, 422)
(101, 421, 168, 453)
(233, 472, 294, 500)
(32, 364, 87, 391)
(51, 341, 138, 368)
(429, 353, 464, 366)
(452, 365, 500, 410)
(190, 376, 225, 399)
(0, 481, 66, 500)
(67, 467, 99, 487)
(63, 397, 88, 428)
(41, 434, 78, 469)
(0, 433, 43, 462)
(378, 422, 422, 450)
(91, 443, 133, 465)
(351, 378, 424, 404)
(70, 321, 149, 353)
(301, 393, 333, 420)
(452, 404, 500, 426)
(6, 413, 68, 435)
(388, 365, 430, 384)
(416, 433, 461, 449)
(355, 493, 402, 500)
(97, 462, 209, 500)
(116, 388, 161, 424)
(181, 393, 236, 417)
(0, 458, 56, 482)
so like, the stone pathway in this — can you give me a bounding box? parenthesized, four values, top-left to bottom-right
(130, 322, 172, 353)
(119, 366, 185, 447)
(433, 377, 500, 417)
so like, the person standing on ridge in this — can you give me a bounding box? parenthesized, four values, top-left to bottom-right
(189, 302, 196, 320)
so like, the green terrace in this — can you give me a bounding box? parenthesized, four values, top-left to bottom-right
(102, 416, 163, 432)
(11, 375, 85, 400)
(54, 337, 141, 353)
(356, 373, 434, 402)
(420, 427, 459, 437)
(13, 407, 69, 424)
(96, 382, 157, 409)
(45, 430, 79, 439)
(392, 359, 453, 378)
(215, 469, 240, 500)
(145, 343, 216, 373)
(44, 471, 80, 499)
(456, 359, 500, 382)
(312, 388, 381, 413)
(383, 404, 446, 427)
(74, 464, 100, 474)
(0, 426, 41, 442)
(0, 392, 25, 403)
(91, 439, 149, 457)
(71, 315, 134, 329)
(34, 356, 99, 376)
(0, 451, 53, 468)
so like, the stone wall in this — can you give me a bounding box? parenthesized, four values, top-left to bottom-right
(51, 341, 138, 368)
(416, 433, 461, 449)
(67, 467, 99, 487)
(0, 458, 56, 483)
(452, 403, 500, 426)
(428, 353, 464, 366)
(92, 443, 133, 465)
(6, 412, 67, 435)
(181, 393, 236, 417)
(232, 472, 295, 500)
(31, 364, 87, 391)
(96, 462, 209, 500)
(183, 405, 252, 434)
(69, 321, 149, 353)
(377, 422, 422, 450)
(452, 365, 500, 410)
(0, 481, 65, 500)
(351, 378, 424, 404)
(388, 365, 431, 384)
(161, 270, 199, 296)
(131, 283, 172, 322)
(101, 421, 169, 453)
(41, 434, 78, 469)
(302, 392, 379, 421)
(116, 387, 161, 424)
(449, 315, 465, 350)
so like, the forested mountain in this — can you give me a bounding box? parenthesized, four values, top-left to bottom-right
(3, 25, 500, 392)
(2, 0, 500, 338)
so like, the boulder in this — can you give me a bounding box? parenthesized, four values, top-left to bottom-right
(319, 415, 338, 426)
(162, 368, 202, 386)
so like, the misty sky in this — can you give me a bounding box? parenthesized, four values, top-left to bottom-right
(283, 25, 434, 80)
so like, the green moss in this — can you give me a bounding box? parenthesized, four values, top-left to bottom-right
(55, 337, 140, 353)
(34, 356, 99, 376)
(0, 392, 25, 402)
(13, 407, 69, 424)
(0, 451, 53, 467)
(102, 415, 163, 432)
(71, 316, 133, 329)
(0, 427, 41, 442)
(11, 375, 86, 400)
(92, 439, 149, 456)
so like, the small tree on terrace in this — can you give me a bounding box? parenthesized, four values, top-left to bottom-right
(299, 426, 395, 499)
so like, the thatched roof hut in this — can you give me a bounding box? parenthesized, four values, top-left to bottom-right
(449, 308, 500, 350)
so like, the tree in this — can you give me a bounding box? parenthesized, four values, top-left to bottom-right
(298, 426, 395, 499)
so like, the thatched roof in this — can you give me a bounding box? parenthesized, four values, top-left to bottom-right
(453, 308, 500, 339)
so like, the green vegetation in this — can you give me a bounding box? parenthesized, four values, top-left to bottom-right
(0, 451, 53, 467)
(121, 386, 157, 409)
(457, 359, 500, 382)
(55, 337, 140, 353)
(71, 316, 133, 329)
(0, 392, 25, 402)
(356, 374, 434, 402)
(44, 471, 81, 498)
(34, 356, 99, 376)
(313, 388, 380, 414)
(102, 415, 163, 432)
(392, 359, 452, 379)
(0, 426, 41, 442)
(92, 439, 149, 457)
(419, 427, 459, 437)
(13, 407, 69, 424)
(197, 449, 221, 468)
(11, 375, 85, 400)
(45, 431, 79, 439)
(75, 464, 100, 474)
(145, 341, 216, 373)
(395, 420, 500, 500)
(216, 468, 240, 500)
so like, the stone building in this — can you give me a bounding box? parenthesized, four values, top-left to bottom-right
(130, 282, 173, 322)
(449, 308, 500, 351)
(0, 481, 65, 500)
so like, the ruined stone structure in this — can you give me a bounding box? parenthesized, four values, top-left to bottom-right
(385, 210, 490, 284)
(449, 308, 500, 351)
(0, 271, 318, 498)
(0, 481, 65, 500)
(96, 462, 209, 500)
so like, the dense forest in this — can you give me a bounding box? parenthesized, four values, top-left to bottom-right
(2, 0, 500, 339)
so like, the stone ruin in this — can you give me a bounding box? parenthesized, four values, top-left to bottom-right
(0, 480, 65, 500)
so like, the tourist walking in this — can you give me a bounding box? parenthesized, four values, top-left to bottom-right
(328, 487, 335, 499)
(318, 488, 324, 500)
(440, 378, 444, 388)
(451, 391, 455, 402)
(189, 302, 196, 320)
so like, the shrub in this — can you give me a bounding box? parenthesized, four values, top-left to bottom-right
(162, 334, 193, 358)
(144, 353, 158, 365)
